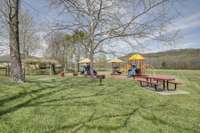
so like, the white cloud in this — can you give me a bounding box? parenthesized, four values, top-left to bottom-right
(130, 12, 200, 46)
(166, 12, 200, 32)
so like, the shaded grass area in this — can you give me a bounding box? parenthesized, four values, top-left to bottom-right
(0, 70, 200, 133)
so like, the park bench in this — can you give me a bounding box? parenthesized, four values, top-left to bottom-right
(72, 72, 105, 85)
(95, 75, 106, 85)
(84, 74, 106, 85)
(167, 80, 182, 90)
(135, 77, 165, 91)
(136, 78, 161, 91)
(73, 72, 78, 76)
(111, 71, 122, 75)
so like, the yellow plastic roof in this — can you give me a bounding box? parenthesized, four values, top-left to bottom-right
(128, 54, 144, 61)
(79, 58, 91, 64)
(109, 58, 124, 63)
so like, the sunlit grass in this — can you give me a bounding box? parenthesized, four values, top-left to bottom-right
(0, 70, 200, 133)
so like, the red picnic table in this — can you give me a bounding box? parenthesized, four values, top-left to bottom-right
(136, 74, 182, 91)
(145, 75, 175, 90)
(144, 75, 176, 90)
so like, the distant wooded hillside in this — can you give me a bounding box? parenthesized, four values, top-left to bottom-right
(121, 49, 200, 69)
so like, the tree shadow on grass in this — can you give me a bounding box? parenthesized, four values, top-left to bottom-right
(47, 108, 139, 133)
(46, 97, 197, 133)
(26, 101, 97, 107)
(0, 77, 78, 106)
(139, 111, 197, 132)
(0, 80, 68, 117)
(0, 78, 122, 118)
(26, 87, 123, 106)
(0, 83, 56, 106)
(1, 77, 194, 132)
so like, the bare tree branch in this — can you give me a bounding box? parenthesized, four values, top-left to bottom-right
(49, 0, 179, 64)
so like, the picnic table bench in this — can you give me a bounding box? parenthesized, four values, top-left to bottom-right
(167, 80, 182, 90)
(136, 78, 161, 91)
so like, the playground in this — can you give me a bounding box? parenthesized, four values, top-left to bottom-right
(0, 54, 186, 94)
(60, 54, 184, 94)
(0, 54, 190, 95)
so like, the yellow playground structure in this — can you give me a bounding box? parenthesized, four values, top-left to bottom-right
(124, 54, 146, 75)
(109, 58, 124, 75)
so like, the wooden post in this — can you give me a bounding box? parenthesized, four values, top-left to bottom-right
(23, 67, 25, 80)
(49, 63, 52, 76)
(5, 67, 8, 76)
(7, 64, 10, 76)
(99, 78, 102, 85)
(64, 63, 67, 73)
(111, 63, 113, 73)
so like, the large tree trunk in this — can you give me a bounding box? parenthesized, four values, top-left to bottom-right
(89, 51, 94, 67)
(9, 0, 24, 82)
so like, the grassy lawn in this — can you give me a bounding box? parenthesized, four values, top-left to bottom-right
(0, 70, 200, 133)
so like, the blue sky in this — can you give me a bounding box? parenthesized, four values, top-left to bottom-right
(22, 0, 200, 56)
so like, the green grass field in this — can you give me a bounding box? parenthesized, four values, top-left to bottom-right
(0, 70, 200, 133)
